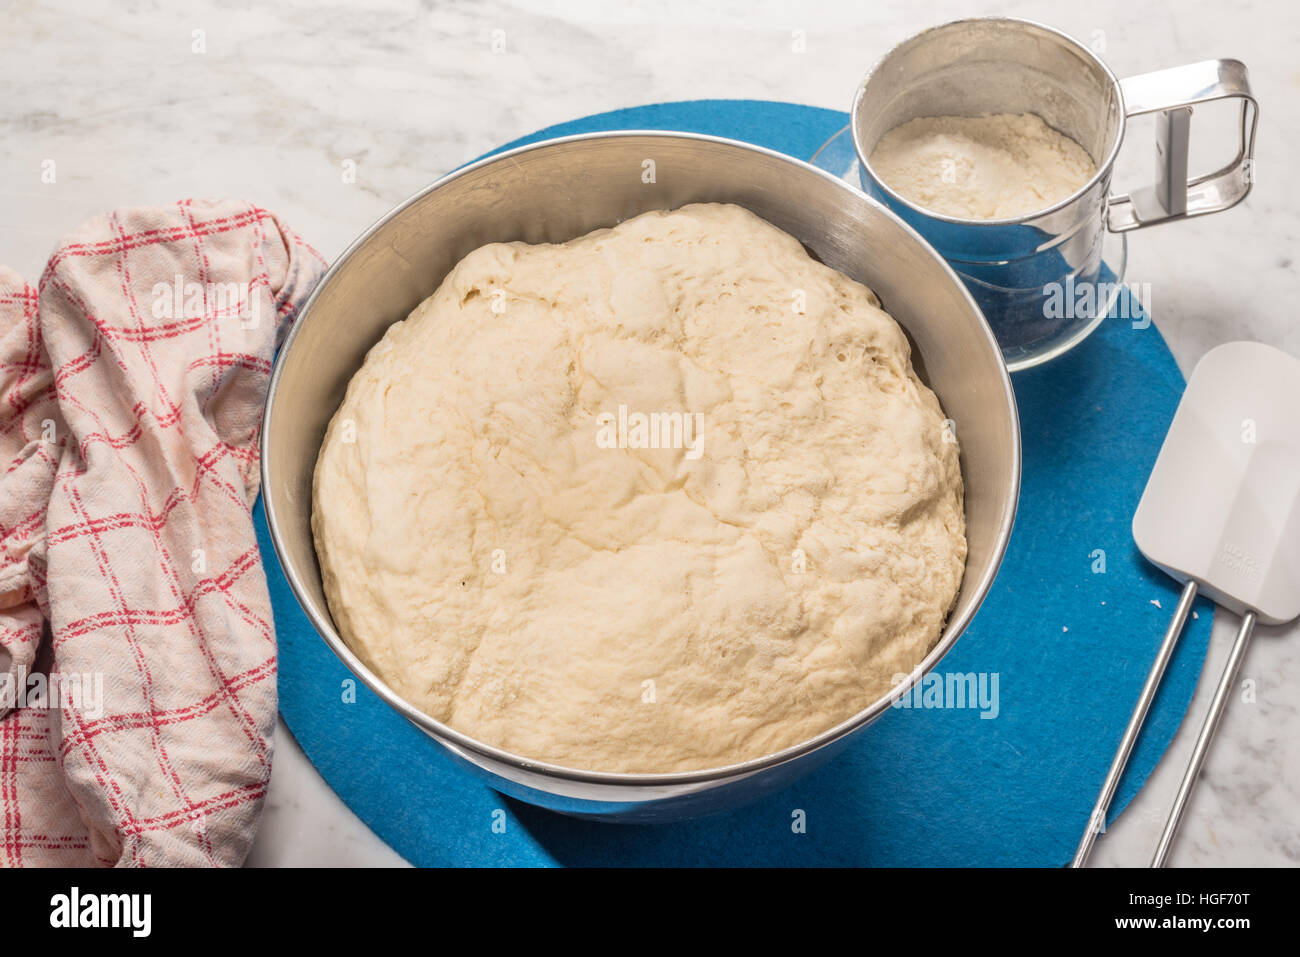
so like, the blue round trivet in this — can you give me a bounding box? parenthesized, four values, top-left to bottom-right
(255, 99, 1213, 866)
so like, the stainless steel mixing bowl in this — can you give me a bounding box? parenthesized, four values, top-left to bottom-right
(261, 131, 1021, 822)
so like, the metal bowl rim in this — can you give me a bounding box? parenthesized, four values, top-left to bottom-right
(260, 128, 1022, 787)
(850, 15, 1127, 228)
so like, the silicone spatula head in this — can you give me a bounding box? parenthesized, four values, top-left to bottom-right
(1133, 341, 1300, 626)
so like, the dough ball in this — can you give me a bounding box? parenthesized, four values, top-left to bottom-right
(312, 203, 966, 773)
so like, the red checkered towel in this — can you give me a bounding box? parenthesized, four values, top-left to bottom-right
(0, 200, 325, 866)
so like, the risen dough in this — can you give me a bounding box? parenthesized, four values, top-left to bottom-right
(312, 203, 966, 773)
(869, 113, 1096, 220)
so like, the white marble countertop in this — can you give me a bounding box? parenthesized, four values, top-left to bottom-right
(3, 0, 1296, 867)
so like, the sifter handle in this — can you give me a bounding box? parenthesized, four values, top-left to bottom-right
(1107, 59, 1258, 232)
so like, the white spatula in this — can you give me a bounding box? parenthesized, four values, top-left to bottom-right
(1072, 340, 1300, 868)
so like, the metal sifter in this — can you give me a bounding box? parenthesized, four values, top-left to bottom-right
(849, 17, 1258, 372)
(1073, 340, 1300, 867)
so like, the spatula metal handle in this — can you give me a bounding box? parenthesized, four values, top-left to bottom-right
(1151, 610, 1257, 867)
(1072, 579, 1199, 867)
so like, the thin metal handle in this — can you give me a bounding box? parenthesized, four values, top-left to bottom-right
(1151, 611, 1257, 867)
(1107, 59, 1258, 233)
(1072, 579, 1198, 867)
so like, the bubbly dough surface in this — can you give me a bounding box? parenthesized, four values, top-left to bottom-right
(312, 203, 966, 773)
(869, 113, 1096, 220)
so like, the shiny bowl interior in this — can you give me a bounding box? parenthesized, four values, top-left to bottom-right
(261, 131, 1021, 820)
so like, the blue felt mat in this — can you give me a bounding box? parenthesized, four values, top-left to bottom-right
(255, 100, 1213, 866)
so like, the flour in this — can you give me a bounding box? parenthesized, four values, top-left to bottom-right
(869, 113, 1096, 220)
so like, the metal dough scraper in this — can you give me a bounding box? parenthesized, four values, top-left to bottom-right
(1072, 340, 1300, 867)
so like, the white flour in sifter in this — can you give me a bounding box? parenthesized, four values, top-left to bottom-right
(869, 113, 1097, 220)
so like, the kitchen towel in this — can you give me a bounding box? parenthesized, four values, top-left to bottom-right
(0, 200, 323, 866)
